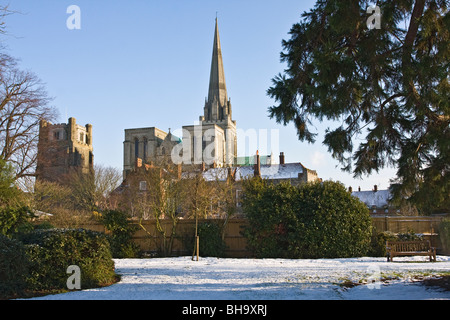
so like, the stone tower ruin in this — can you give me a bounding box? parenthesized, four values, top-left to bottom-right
(36, 117, 93, 183)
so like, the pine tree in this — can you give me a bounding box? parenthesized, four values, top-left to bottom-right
(268, 0, 449, 214)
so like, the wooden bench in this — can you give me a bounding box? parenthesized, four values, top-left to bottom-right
(386, 240, 436, 262)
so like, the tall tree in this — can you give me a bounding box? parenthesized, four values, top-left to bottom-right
(0, 54, 56, 180)
(268, 0, 449, 213)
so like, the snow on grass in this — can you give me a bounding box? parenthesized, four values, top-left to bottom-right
(29, 256, 450, 300)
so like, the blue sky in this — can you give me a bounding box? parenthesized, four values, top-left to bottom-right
(3, 0, 397, 190)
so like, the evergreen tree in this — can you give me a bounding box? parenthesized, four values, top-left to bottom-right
(0, 158, 19, 206)
(268, 0, 449, 214)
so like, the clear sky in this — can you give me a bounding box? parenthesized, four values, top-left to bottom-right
(3, 0, 397, 190)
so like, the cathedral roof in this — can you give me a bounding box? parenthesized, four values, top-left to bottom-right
(201, 163, 305, 182)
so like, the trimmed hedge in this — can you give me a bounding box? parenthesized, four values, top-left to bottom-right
(242, 179, 372, 259)
(0, 235, 29, 298)
(20, 228, 116, 291)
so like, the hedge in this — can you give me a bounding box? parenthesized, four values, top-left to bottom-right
(0, 234, 29, 298)
(19, 228, 117, 292)
(242, 179, 372, 259)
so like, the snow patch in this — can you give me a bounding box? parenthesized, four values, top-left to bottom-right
(27, 256, 450, 300)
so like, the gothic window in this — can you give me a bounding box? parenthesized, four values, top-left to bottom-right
(74, 149, 80, 166)
(143, 138, 148, 159)
(135, 138, 139, 158)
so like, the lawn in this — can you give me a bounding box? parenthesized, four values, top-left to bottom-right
(26, 255, 450, 300)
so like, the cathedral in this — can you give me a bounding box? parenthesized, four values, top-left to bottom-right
(35, 18, 320, 189)
(122, 19, 237, 178)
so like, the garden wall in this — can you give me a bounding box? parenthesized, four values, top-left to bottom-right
(78, 215, 448, 257)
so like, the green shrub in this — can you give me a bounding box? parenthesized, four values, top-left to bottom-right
(439, 218, 450, 253)
(197, 222, 227, 257)
(101, 210, 139, 258)
(368, 230, 398, 257)
(242, 179, 372, 259)
(368, 230, 425, 257)
(242, 179, 298, 258)
(0, 234, 29, 299)
(20, 229, 116, 291)
(0, 206, 33, 237)
(296, 181, 372, 258)
(396, 229, 423, 241)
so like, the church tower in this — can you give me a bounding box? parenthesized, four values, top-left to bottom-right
(36, 117, 94, 183)
(197, 18, 237, 166)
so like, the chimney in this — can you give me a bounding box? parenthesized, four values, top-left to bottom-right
(279, 152, 285, 165)
(254, 150, 261, 178)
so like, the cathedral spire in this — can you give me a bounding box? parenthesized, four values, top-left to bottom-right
(206, 18, 229, 118)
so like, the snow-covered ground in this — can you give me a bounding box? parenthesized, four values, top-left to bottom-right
(29, 256, 450, 300)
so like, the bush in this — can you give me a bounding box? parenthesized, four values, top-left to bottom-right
(242, 179, 372, 259)
(195, 222, 227, 257)
(368, 230, 397, 257)
(0, 206, 33, 237)
(0, 235, 29, 299)
(438, 218, 450, 253)
(20, 229, 116, 291)
(242, 179, 298, 258)
(368, 230, 425, 257)
(101, 210, 139, 258)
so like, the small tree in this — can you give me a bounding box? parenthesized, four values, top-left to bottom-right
(122, 159, 185, 257)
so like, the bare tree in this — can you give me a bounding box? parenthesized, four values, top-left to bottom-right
(65, 164, 122, 212)
(118, 158, 185, 256)
(0, 54, 56, 180)
(93, 164, 122, 210)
